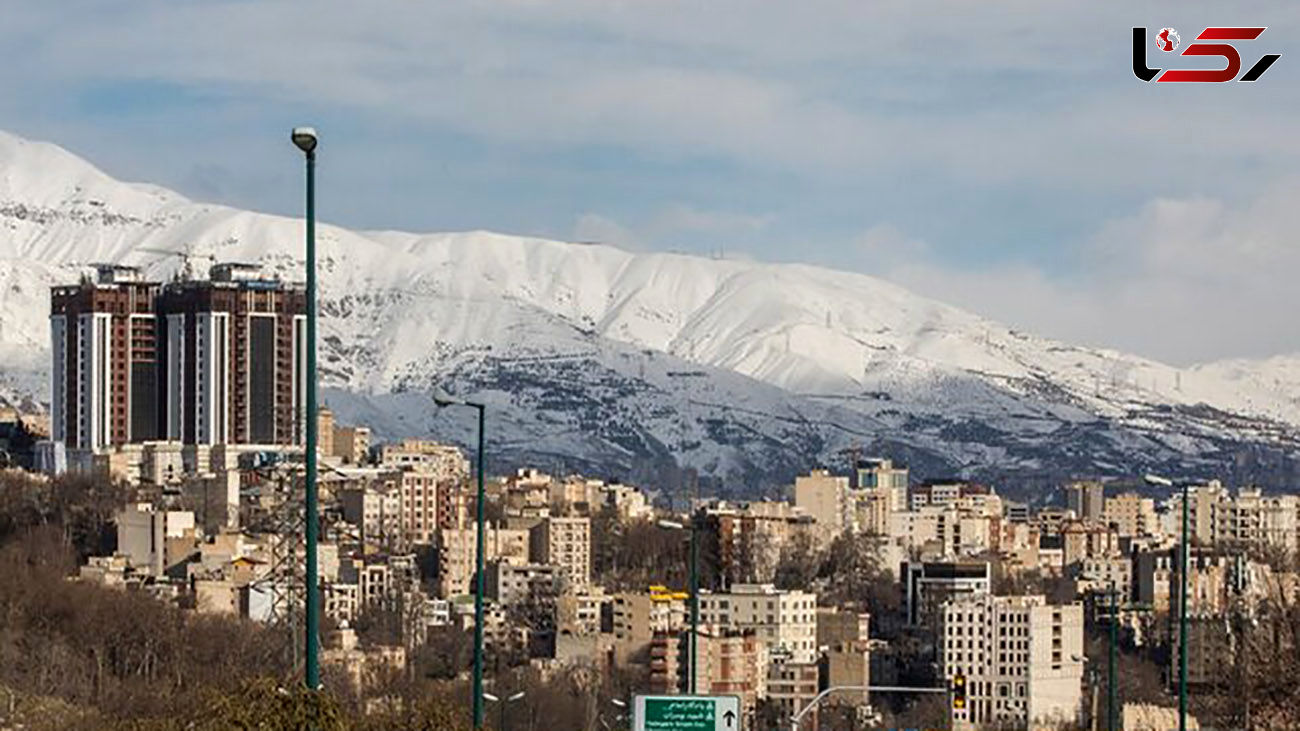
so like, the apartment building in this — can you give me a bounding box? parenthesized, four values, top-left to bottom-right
(794, 470, 849, 545)
(940, 594, 1084, 729)
(766, 656, 820, 726)
(332, 424, 371, 464)
(485, 561, 561, 605)
(856, 458, 909, 511)
(648, 625, 769, 723)
(50, 265, 160, 450)
(435, 524, 530, 597)
(1103, 492, 1158, 538)
(529, 516, 591, 591)
(613, 586, 688, 662)
(1060, 520, 1120, 567)
(1065, 481, 1105, 522)
(698, 583, 818, 662)
(399, 469, 465, 545)
(904, 560, 991, 627)
(701, 501, 815, 586)
(336, 471, 403, 546)
(1160, 484, 1300, 556)
(379, 439, 469, 476)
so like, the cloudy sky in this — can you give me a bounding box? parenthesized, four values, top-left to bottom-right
(3, 1, 1298, 365)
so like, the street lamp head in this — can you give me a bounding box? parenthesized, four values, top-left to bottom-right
(483, 692, 500, 703)
(610, 699, 627, 708)
(291, 126, 319, 154)
(657, 519, 685, 531)
(1143, 474, 1173, 488)
(431, 387, 461, 408)
(508, 691, 527, 702)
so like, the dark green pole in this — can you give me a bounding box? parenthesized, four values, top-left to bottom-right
(689, 515, 698, 695)
(1178, 482, 1189, 731)
(473, 403, 487, 728)
(298, 130, 320, 691)
(1108, 588, 1117, 731)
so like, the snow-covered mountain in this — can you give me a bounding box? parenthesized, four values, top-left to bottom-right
(1, 129, 1297, 494)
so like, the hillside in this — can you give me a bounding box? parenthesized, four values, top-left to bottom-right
(1, 129, 1298, 493)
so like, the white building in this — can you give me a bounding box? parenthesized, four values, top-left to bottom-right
(698, 583, 818, 662)
(940, 594, 1084, 729)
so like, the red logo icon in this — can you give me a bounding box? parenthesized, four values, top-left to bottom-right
(1133, 27, 1280, 82)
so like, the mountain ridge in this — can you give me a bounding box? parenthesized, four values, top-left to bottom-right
(1, 129, 1298, 492)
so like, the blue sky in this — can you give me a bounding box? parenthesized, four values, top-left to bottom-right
(3, 1, 1299, 364)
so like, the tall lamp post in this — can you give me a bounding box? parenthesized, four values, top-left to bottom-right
(434, 390, 487, 728)
(1145, 473, 1190, 731)
(657, 518, 699, 694)
(290, 126, 321, 690)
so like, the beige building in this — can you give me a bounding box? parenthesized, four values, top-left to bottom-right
(702, 501, 815, 586)
(529, 516, 591, 591)
(333, 424, 372, 464)
(317, 408, 335, 459)
(698, 583, 818, 662)
(612, 586, 688, 663)
(766, 657, 821, 726)
(940, 594, 1084, 730)
(855, 458, 909, 511)
(1103, 492, 1158, 538)
(1060, 520, 1120, 567)
(794, 470, 849, 546)
(436, 524, 530, 597)
(399, 469, 460, 545)
(116, 503, 197, 576)
(651, 627, 769, 724)
(379, 439, 468, 476)
(557, 586, 608, 636)
(337, 474, 403, 547)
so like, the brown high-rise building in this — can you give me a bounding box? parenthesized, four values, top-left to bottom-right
(50, 263, 307, 452)
(50, 265, 160, 450)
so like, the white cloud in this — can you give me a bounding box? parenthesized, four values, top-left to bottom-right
(880, 179, 1300, 365)
(573, 204, 772, 251)
(573, 213, 640, 249)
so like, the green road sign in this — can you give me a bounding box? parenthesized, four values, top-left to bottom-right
(633, 695, 741, 731)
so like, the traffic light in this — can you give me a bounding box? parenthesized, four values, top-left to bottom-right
(951, 674, 967, 711)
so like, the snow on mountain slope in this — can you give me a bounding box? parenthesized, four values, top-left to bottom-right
(0, 129, 1296, 489)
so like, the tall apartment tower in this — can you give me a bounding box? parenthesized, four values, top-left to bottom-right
(50, 265, 161, 451)
(154, 263, 307, 446)
(1065, 481, 1104, 521)
(50, 263, 307, 451)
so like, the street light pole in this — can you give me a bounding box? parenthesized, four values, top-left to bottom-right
(657, 518, 699, 693)
(291, 126, 320, 690)
(689, 511, 699, 695)
(1145, 473, 1190, 731)
(1108, 588, 1118, 731)
(473, 402, 486, 729)
(1178, 480, 1189, 731)
(434, 391, 487, 728)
